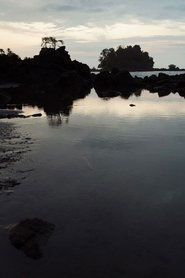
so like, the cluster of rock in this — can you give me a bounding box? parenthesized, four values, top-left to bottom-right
(142, 73, 185, 96)
(92, 70, 138, 98)
(92, 70, 185, 98)
(1, 46, 185, 113)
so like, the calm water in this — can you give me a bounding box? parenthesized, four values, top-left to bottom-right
(1, 89, 185, 277)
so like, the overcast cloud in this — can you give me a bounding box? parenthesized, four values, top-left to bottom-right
(0, 0, 185, 67)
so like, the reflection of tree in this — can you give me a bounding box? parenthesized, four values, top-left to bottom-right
(47, 114, 69, 127)
(43, 98, 73, 126)
(134, 90, 142, 97)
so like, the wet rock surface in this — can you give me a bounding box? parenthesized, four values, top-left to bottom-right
(9, 219, 55, 259)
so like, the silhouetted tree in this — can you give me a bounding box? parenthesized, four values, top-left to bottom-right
(0, 49, 5, 55)
(98, 45, 154, 71)
(41, 37, 64, 49)
(168, 64, 179, 70)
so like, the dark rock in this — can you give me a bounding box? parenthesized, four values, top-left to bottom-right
(93, 70, 139, 98)
(72, 60, 90, 79)
(94, 71, 115, 93)
(129, 104, 136, 107)
(31, 113, 42, 117)
(177, 80, 185, 88)
(158, 73, 169, 80)
(114, 71, 136, 91)
(96, 90, 120, 98)
(111, 67, 119, 75)
(0, 91, 11, 107)
(9, 218, 55, 259)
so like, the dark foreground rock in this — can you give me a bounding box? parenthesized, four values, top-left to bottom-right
(93, 70, 185, 99)
(9, 218, 55, 259)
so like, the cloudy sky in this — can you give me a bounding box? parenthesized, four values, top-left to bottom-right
(0, 0, 185, 67)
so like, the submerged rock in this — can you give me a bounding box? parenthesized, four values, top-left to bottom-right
(9, 218, 55, 259)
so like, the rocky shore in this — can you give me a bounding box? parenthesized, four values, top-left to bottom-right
(1, 44, 185, 118)
(92, 70, 185, 98)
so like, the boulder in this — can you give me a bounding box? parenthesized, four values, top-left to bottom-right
(114, 71, 136, 91)
(9, 218, 55, 259)
(94, 71, 115, 93)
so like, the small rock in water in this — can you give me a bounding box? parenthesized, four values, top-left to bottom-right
(31, 113, 42, 118)
(9, 218, 55, 259)
(129, 104, 136, 107)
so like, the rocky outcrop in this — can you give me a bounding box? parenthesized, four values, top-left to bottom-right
(144, 73, 185, 94)
(93, 70, 139, 98)
(0, 46, 92, 103)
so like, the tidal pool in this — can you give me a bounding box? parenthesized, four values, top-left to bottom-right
(1, 89, 185, 277)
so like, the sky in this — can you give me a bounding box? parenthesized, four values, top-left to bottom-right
(0, 0, 185, 68)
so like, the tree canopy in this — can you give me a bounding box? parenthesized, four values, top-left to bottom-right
(168, 64, 179, 71)
(98, 45, 154, 71)
(41, 37, 64, 49)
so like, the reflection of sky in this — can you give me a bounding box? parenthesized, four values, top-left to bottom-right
(72, 90, 185, 119)
(22, 90, 185, 121)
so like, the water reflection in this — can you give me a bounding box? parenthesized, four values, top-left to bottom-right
(2, 83, 185, 277)
(47, 115, 69, 127)
(17, 89, 185, 126)
(73, 90, 185, 119)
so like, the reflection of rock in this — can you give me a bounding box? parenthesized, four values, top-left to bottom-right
(9, 218, 55, 260)
(47, 114, 66, 127)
